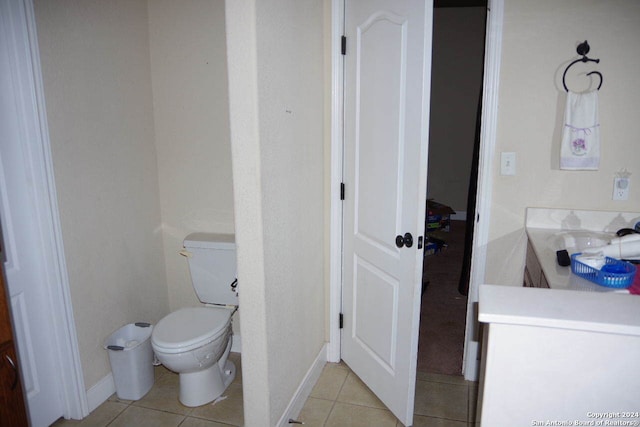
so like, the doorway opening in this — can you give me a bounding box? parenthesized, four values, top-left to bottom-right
(418, 2, 487, 377)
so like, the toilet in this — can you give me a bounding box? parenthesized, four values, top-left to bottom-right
(151, 233, 239, 407)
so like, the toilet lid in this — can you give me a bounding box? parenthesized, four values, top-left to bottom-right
(152, 307, 232, 354)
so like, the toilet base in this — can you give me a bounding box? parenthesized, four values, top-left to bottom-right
(178, 344, 236, 407)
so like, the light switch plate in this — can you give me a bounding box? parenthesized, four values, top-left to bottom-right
(501, 152, 516, 176)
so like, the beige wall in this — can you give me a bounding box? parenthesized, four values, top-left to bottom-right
(34, 0, 168, 388)
(34, 0, 323, 417)
(147, 0, 235, 313)
(428, 7, 486, 212)
(226, 0, 326, 424)
(486, 0, 640, 286)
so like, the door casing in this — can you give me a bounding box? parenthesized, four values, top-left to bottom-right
(0, 0, 87, 419)
(328, 0, 504, 383)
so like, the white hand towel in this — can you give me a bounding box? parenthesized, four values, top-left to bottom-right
(560, 90, 600, 170)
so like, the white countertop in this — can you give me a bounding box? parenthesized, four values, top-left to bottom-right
(526, 227, 631, 293)
(526, 207, 640, 293)
(479, 284, 640, 335)
(478, 208, 640, 336)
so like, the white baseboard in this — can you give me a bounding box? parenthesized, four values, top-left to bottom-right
(326, 339, 340, 363)
(277, 343, 327, 426)
(86, 373, 116, 413)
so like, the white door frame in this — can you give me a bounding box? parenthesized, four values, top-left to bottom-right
(327, 0, 504, 382)
(2, 0, 87, 418)
(461, 0, 503, 381)
(327, 0, 345, 364)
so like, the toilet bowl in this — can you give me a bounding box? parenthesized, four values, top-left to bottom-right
(152, 233, 239, 407)
(152, 306, 236, 407)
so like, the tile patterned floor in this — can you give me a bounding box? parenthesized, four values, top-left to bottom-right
(52, 352, 244, 427)
(52, 354, 478, 427)
(299, 363, 478, 427)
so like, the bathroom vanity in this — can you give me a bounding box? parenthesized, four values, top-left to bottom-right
(524, 208, 639, 292)
(477, 208, 640, 426)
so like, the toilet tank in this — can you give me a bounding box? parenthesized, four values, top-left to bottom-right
(183, 233, 238, 306)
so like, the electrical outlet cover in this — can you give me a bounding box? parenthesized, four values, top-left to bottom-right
(613, 177, 630, 201)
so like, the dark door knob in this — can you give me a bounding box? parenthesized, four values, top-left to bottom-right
(395, 232, 414, 248)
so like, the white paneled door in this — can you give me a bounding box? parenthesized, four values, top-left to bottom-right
(341, 0, 432, 426)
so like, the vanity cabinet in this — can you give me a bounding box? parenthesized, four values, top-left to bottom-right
(478, 284, 640, 426)
(523, 240, 550, 288)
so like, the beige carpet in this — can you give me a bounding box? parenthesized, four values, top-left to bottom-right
(417, 220, 468, 376)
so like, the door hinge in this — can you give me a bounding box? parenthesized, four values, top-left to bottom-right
(340, 182, 345, 200)
(341, 35, 346, 55)
(339, 313, 343, 329)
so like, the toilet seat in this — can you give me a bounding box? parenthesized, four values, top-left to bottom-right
(152, 307, 232, 354)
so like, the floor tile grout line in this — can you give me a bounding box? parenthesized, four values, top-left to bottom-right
(333, 368, 351, 401)
(184, 414, 239, 427)
(187, 411, 242, 426)
(129, 401, 192, 417)
(321, 369, 359, 427)
(414, 413, 471, 423)
(104, 402, 128, 427)
(322, 397, 339, 427)
(319, 368, 349, 426)
(330, 399, 392, 412)
(106, 404, 191, 427)
(333, 371, 390, 411)
(108, 403, 241, 427)
(414, 415, 474, 427)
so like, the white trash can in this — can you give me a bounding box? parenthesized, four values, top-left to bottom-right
(104, 322, 154, 400)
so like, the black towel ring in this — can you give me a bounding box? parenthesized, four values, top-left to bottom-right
(562, 41, 603, 92)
